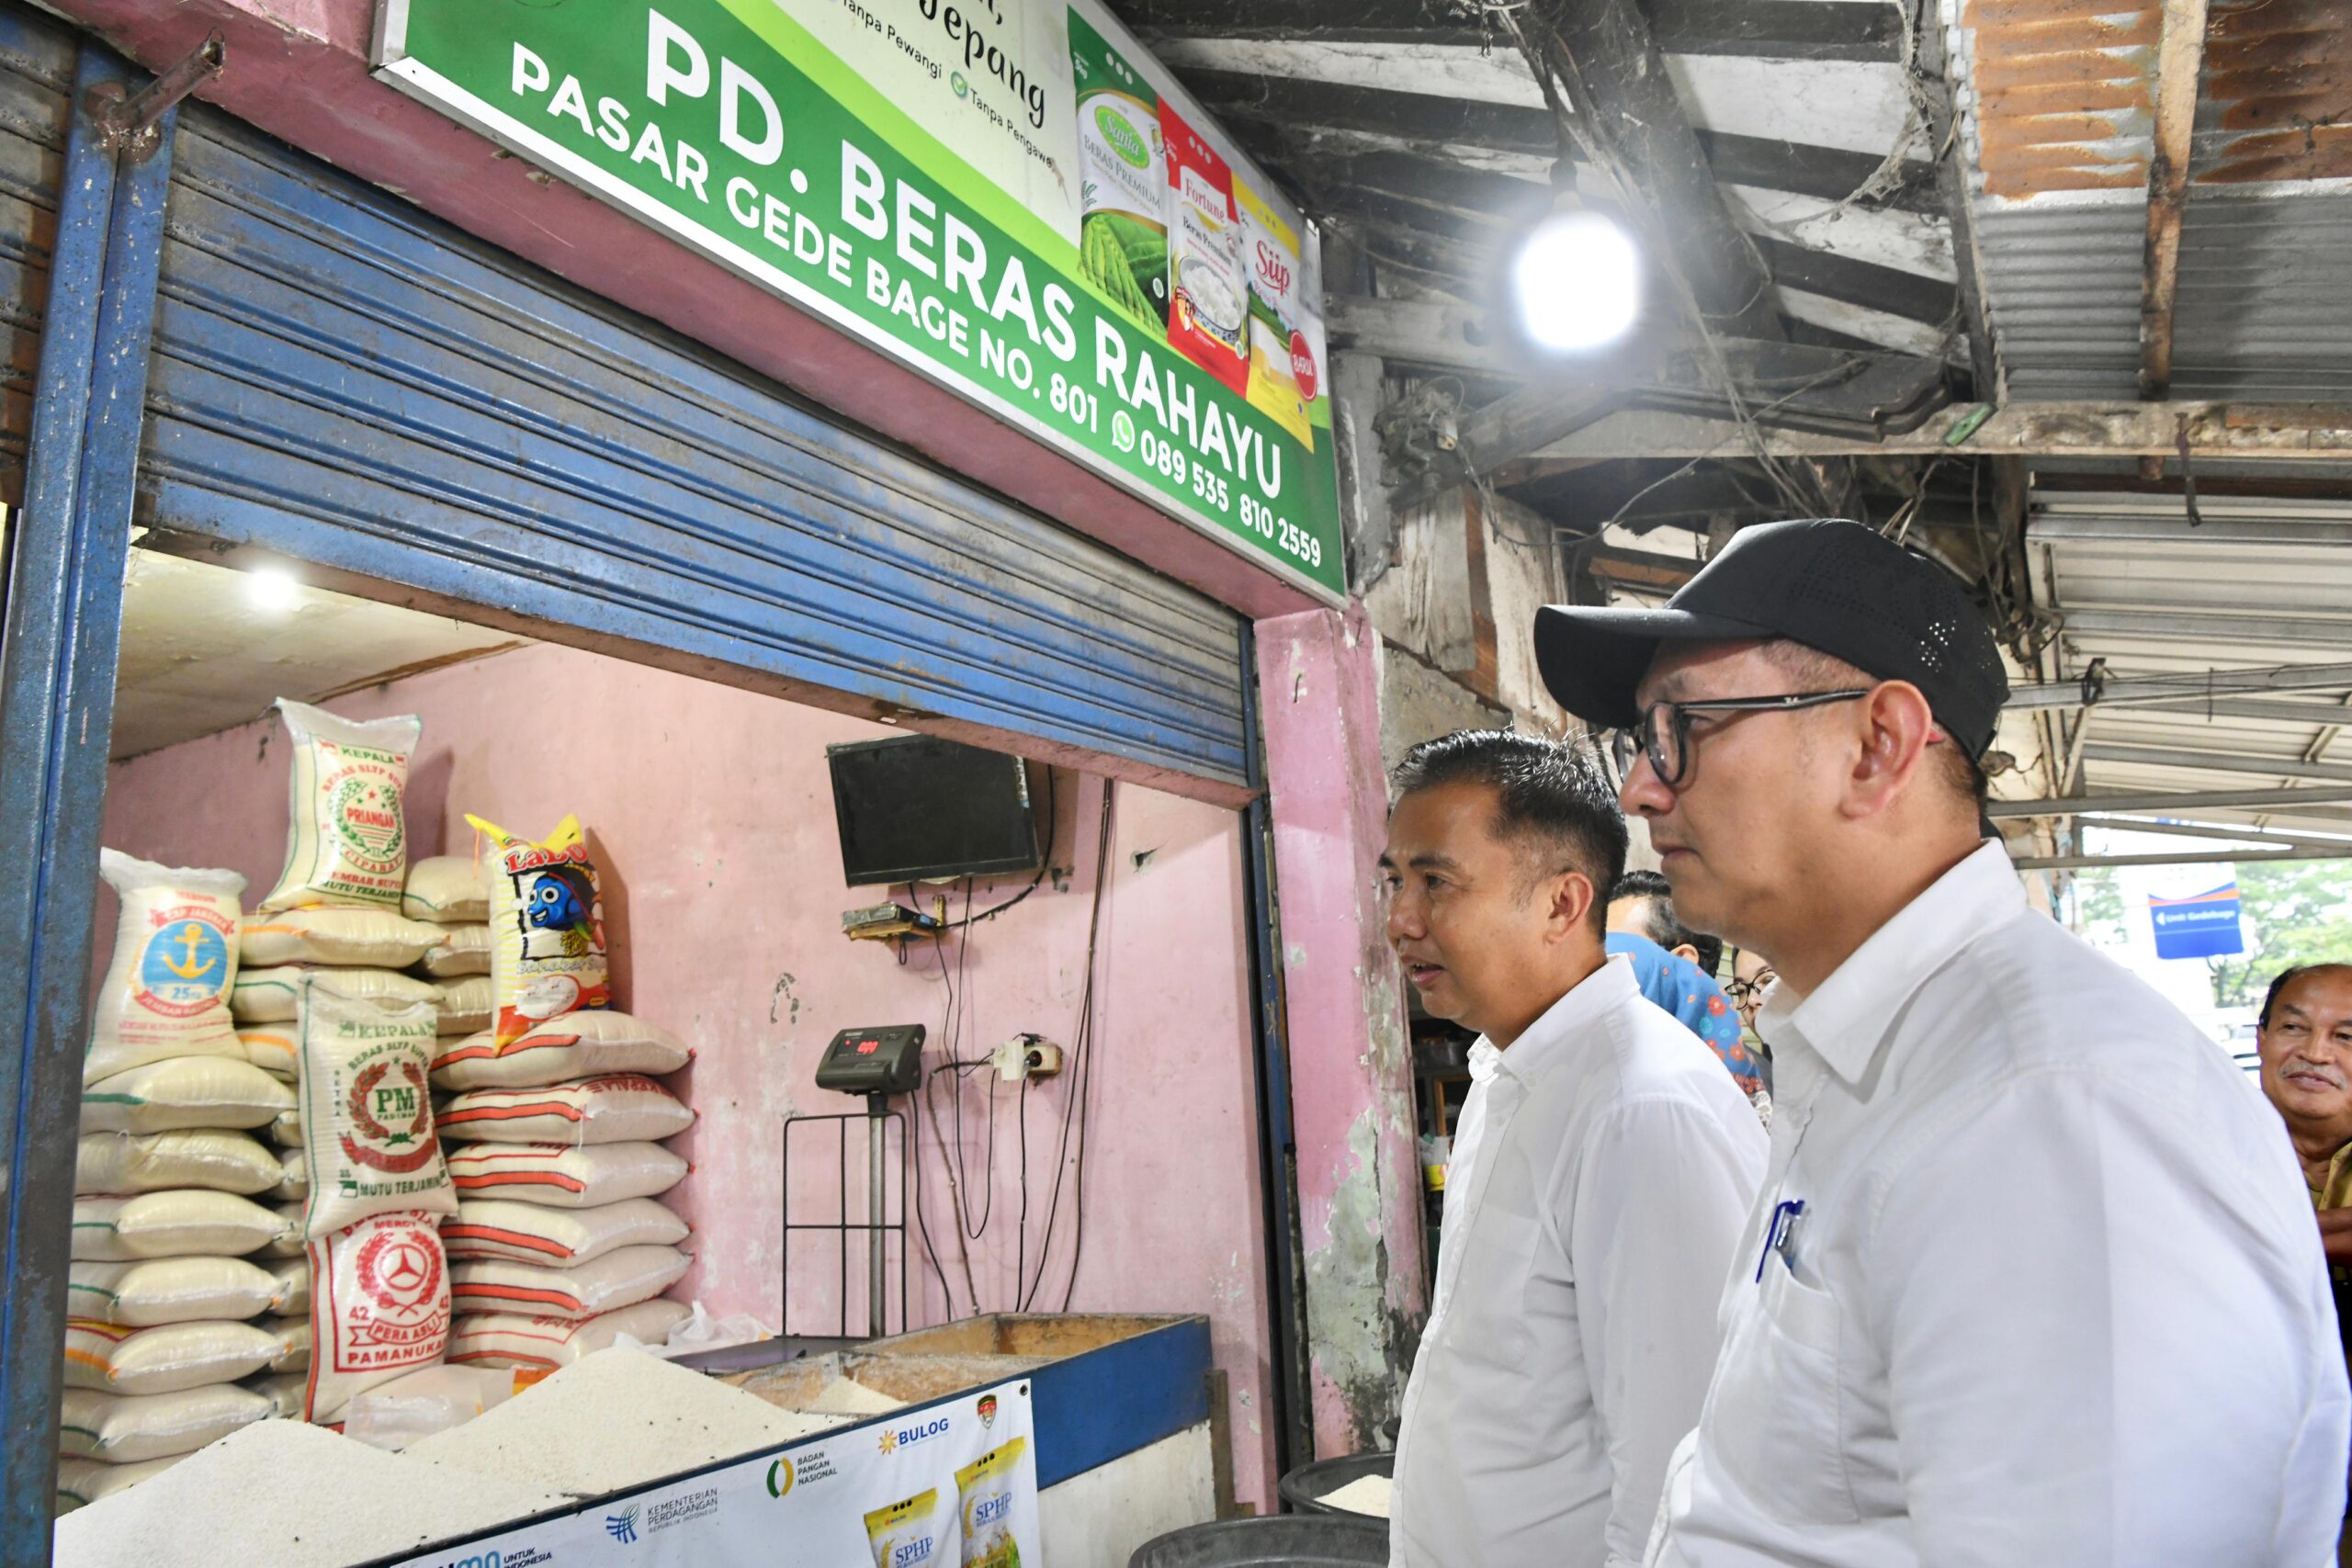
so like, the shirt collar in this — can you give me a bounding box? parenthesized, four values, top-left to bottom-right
(1758, 840, 2025, 1086)
(1478, 954, 1640, 1086)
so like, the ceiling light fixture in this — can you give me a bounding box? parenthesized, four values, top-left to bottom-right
(1510, 163, 1643, 354)
(244, 564, 302, 614)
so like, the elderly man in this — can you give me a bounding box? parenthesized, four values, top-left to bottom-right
(1381, 730, 1764, 1568)
(2259, 962, 2352, 1325)
(1534, 517, 2348, 1566)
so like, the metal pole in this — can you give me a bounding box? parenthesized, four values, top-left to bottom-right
(867, 1093, 888, 1341)
(2012, 846, 2352, 871)
(1990, 784, 2352, 818)
(2006, 660, 2352, 713)
(2075, 816, 2352, 850)
(2079, 742, 2352, 783)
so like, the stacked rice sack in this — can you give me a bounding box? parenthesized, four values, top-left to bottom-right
(435, 814, 696, 1379)
(63, 853, 297, 1511)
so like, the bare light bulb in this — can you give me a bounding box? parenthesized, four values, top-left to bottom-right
(1511, 209, 1642, 352)
(244, 564, 301, 614)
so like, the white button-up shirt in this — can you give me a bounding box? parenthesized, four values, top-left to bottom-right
(1394, 956, 1768, 1567)
(1649, 841, 2351, 1568)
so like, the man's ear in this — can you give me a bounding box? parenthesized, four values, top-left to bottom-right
(1847, 680, 1937, 817)
(1547, 868, 1596, 941)
(1673, 942, 1702, 965)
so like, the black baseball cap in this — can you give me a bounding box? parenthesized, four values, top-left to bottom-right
(1534, 518, 2009, 758)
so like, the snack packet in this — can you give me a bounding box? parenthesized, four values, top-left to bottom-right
(466, 813, 609, 1048)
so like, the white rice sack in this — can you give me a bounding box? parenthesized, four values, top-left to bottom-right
(467, 812, 609, 1047)
(243, 1371, 308, 1418)
(77, 1131, 280, 1198)
(266, 1258, 311, 1317)
(85, 852, 245, 1085)
(446, 1140, 687, 1208)
(54, 1453, 187, 1511)
(419, 923, 492, 978)
(307, 1210, 452, 1423)
(271, 1149, 308, 1204)
(64, 1319, 280, 1395)
(259, 1201, 306, 1259)
(57, 1384, 274, 1464)
(435, 1075, 694, 1147)
(442, 1197, 688, 1268)
(257, 699, 419, 912)
(446, 1298, 690, 1372)
(230, 965, 437, 1024)
(266, 1109, 301, 1148)
(81, 1057, 294, 1135)
(259, 1314, 311, 1374)
(235, 1026, 298, 1084)
(429, 1011, 691, 1093)
(68, 1256, 282, 1327)
(294, 979, 452, 1239)
(239, 908, 449, 970)
(433, 975, 492, 1038)
(72, 1191, 285, 1262)
(448, 1245, 688, 1322)
(402, 853, 490, 925)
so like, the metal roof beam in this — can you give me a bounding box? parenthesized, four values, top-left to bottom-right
(2081, 742, 2352, 783)
(2012, 845, 2352, 870)
(2007, 660, 2352, 712)
(2030, 514, 2352, 548)
(2137, 0, 2211, 399)
(1989, 784, 2352, 818)
(2074, 816, 2352, 849)
(2133, 694, 2352, 726)
(1525, 400, 2352, 461)
(2059, 608, 2352, 647)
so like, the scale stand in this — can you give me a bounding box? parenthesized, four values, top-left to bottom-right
(786, 1024, 925, 1342)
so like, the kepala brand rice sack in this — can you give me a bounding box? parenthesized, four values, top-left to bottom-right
(77, 1130, 281, 1198)
(232, 965, 438, 1024)
(402, 854, 490, 924)
(956, 1436, 1028, 1568)
(444, 1141, 687, 1207)
(54, 1454, 187, 1510)
(236, 1026, 298, 1083)
(295, 978, 452, 1238)
(435, 1075, 693, 1146)
(81, 1057, 293, 1135)
(433, 975, 492, 1037)
(68, 1256, 281, 1327)
(57, 1383, 274, 1464)
(63, 1318, 280, 1396)
(85, 852, 244, 1084)
(431, 1011, 691, 1092)
(71, 1190, 285, 1261)
(444, 1299, 690, 1372)
(466, 812, 608, 1048)
(442, 1196, 687, 1267)
(447, 1244, 688, 1321)
(259, 699, 419, 912)
(421, 923, 492, 978)
(240, 908, 448, 969)
(307, 1209, 452, 1423)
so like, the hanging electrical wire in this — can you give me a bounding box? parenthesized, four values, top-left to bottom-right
(1023, 778, 1115, 1313)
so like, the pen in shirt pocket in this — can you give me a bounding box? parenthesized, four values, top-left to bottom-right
(1755, 1198, 1806, 1282)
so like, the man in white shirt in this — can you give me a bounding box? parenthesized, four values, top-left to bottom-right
(1381, 730, 1767, 1567)
(1533, 517, 2351, 1567)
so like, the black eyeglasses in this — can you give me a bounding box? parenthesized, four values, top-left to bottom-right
(1724, 974, 1777, 1007)
(1610, 690, 1871, 789)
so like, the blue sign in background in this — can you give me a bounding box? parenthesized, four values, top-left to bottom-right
(2150, 882, 2245, 960)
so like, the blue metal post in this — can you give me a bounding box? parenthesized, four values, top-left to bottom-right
(0, 44, 175, 1561)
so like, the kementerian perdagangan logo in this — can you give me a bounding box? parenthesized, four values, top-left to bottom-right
(604, 1505, 640, 1545)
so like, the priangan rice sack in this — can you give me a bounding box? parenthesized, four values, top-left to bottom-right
(77, 1130, 281, 1198)
(57, 1383, 273, 1464)
(240, 907, 449, 969)
(421, 923, 492, 978)
(445, 1298, 690, 1372)
(63, 1318, 280, 1396)
(443, 1141, 687, 1208)
(259, 699, 419, 912)
(80, 1057, 294, 1135)
(232, 964, 439, 1024)
(466, 812, 608, 1048)
(435, 1075, 694, 1147)
(71, 1190, 285, 1262)
(67, 1256, 282, 1327)
(447, 1245, 688, 1321)
(442, 1196, 688, 1267)
(85, 852, 245, 1084)
(402, 854, 490, 925)
(430, 1010, 692, 1093)
(433, 975, 493, 1038)
(296, 978, 453, 1239)
(55, 1453, 187, 1510)
(307, 1209, 452, 1423)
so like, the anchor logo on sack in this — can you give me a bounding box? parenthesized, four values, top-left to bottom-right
(135, 908, 232, 1016)
(342, 1059, 438, 1174)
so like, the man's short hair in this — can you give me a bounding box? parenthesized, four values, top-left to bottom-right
(1392, 729, 1629, 930)
(2260, 963, 2352, 1028)
(1610, 868, 1723, 976)
(1762, 639, 1986, 809)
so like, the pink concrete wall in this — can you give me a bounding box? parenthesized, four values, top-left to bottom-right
(95, 641, 1279, 1506)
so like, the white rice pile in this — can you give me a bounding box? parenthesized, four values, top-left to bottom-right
(797, 1376, 905, 1417)
(1320, 1473, 1393, 1519)
(52, 1419, 563, 1567)
(410, 1348, 840, 1498)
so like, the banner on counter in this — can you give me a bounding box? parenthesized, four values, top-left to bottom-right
(2150, 880, 2245, 960)
(374, 0, 1344, 601)
(390, 1376, 1038, 1566)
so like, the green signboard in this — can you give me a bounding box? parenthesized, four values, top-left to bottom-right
(374, 0, 1345, 601)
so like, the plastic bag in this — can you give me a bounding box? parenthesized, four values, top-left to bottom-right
(294, 977, 452, 1239)
(57, 1383, 274, 1464)
(421, 924, 492, 979)
(401, 854, 489, 925)
(446, 1299, 690, 1372)
(342, 1363, 520, 1451)
(67, 1256, 281, 1327)
(430, 1011, 690, 1093)
(258, 699, 420, 912)
(435, 1075, 694, 1147)
(240, 907, 449, 969)
(466, 812, 608, 1047)
(77, 1130, 281, 1198)
(306, 1210, 451, 1423)
(444, 1141, 687, 1208)
(232, 964, 438, 1024)
(448, 1244, 687, 1321)
(81, 1057, 293, 1135)
(63, 1318, 280, 1395)
(71, 1190, 286, 1262)
(85, 852, 245, 1084)
(442, 1196, 687, 1267)
(610, 1297, 770, 1360)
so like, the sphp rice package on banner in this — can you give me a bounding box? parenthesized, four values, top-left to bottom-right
(294, 978, 454, 1238)
(465, 812, 608, 1048)
(259, 700, 420, 912)
(85, 852, 244, 1084)
(307, 1209, 452, 1423)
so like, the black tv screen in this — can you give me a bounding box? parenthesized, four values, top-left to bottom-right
(827, 736, 1040, 886)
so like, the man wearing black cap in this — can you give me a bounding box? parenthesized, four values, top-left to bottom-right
(1534, 518, 2350, 1566)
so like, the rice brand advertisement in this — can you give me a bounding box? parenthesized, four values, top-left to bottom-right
(388, 1378, 1039, 1565)
(374, 0, 1344, 601)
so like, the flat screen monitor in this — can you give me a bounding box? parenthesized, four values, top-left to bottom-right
(827, 735, 1040, 886)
